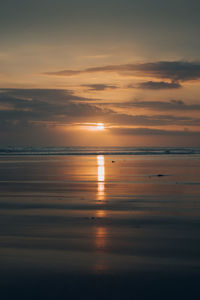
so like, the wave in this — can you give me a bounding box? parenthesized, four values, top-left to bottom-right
(0, 147, 200, 156)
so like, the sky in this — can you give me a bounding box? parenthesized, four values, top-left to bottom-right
(1, 0, 200, 146)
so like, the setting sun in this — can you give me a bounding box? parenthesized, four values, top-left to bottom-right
(80, 122, 105, 131)
(96, 123, 105, 130)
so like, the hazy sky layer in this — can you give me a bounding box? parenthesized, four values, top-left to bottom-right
(0, 0, 200, 146)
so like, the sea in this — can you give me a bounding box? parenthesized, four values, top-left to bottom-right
(0, 146, 200, 299)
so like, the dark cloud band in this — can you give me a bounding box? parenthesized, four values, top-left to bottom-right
(44, 61, 200, 83)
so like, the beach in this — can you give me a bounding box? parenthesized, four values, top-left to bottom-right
(0, 152, 200, 299)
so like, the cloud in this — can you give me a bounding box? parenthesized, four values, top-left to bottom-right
(107, 113, 200, 127)
(0, 89, 112, 128)
(111, 127, 200, 137)
(44, 61, 200, 82)
(137, 81, 181, 90)
(82, 84, 117, 91)
(0, 88, 91, 103)
(0, 89, 200, 142)
(114, 99, 200, 111)
(45, 70, 81, 76)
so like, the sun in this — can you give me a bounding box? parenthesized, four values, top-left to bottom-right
(79, 122, 105, 131)
(96, 123, 105, 130)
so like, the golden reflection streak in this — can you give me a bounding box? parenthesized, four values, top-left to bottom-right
(95, 227, 107, 250)
(94, 226, 108, 273)
(97, 155, 105, 201)
(96, 155, 106, 218)
(94, 156, 108, 273)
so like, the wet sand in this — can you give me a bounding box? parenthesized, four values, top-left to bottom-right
(0, 155, 200, 299)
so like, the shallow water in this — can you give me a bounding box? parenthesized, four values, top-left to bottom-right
(0, 154, 200, 299)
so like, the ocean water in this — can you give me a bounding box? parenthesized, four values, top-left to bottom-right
(0, 149, 200, 299)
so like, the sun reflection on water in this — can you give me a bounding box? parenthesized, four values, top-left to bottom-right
(97, 155, 105, 201)
(94, 155, 108, 273)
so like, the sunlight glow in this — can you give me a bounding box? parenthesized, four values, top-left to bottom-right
(80, 123, 105, 131)
(96, 123, 105, 130)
